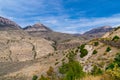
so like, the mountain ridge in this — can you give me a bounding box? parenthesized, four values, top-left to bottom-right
(23, 23, 52, 32)
(83, 26, 113, 35)
(0, 16, 21, 30)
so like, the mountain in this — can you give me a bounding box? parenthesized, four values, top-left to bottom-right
(0, 16, 54, 62)
(24, 23, 84, 50)
(23, 23, 52, 32)
(23, 23, 77, 42)
(0, 16, 21, 30)
(83, 26, 113, 39)
(0, 16, 54, 80)
(84, 26, 113, 35)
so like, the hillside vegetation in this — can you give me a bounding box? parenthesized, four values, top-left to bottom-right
(28, 26, 120, 80)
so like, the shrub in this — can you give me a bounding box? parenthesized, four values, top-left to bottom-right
(106, 64, 120, 80)
(106, 53, 120, 70)
(106, 63, 115, 70)
(53, 45, 57, 51)
(59, 62, 69, 74)
(55, 62, 59, 65)
(32, 75, 38, 80)
(92, 50, 97, 54)
(68, 51, 76, 62)
(62, 58, 65, 62)
(94, 42, 99, 46)
(46, 66, 56, 80)
(106, 47, 111, 52)
(91, 65, 103, 76)
(56, 59, 58, 61)
(59, 61, 85, 80)
(78, 44, 85, 50)
(80, 49, 88, 58)
(114, 53, 120, 67)
(39, 75, 49, 80)
(47, 66, 54, 76)
(112, 35, 120, 41)
(105, 53, 120, 80)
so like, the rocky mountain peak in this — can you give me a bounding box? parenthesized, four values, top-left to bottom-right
(23, 23, 52, 32)
(33, 23, 44, 27)
(0, 16, 21, 30)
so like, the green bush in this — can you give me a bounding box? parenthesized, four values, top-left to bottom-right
(78, 44, 85, 50)
(39, 75, 49, 80)
(59, 61, 85, 80)
(46, 66, 56, 80)
(62, 58, 65, 62)
(106, 53, 120, 70)
(68, 51, 76, 62)
(91, 65, 103, 76)
(106, 63, 115, 70)
(106, 64, 120, 80)
(47, 66, 54, 76)
(94, 42, 99, 46)
(80, 49, 88, 58)
(32, 75, 38, 80)
(55, 62, 59, 65)
(114, 53, 120, 67)
(92, 50, 97, 54)
(112, 35, 120, 41)
(105, 53, 120, 80)
(106, 47, 111, 52)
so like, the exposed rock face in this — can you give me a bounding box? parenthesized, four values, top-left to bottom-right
(0, 16, 21, 30)
(23, 23, 52, 32)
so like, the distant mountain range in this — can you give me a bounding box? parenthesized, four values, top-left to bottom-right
(23, 23, 81, 42)
(0, 16, 113, 39)
(84, 26, 113, 35)
(82, 26, 113, 39)
(23, 23, 113, 40)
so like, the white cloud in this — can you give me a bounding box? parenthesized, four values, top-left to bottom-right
(37, 14, 120, 33)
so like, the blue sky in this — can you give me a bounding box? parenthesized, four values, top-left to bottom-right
(0, 0, 120, 33)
